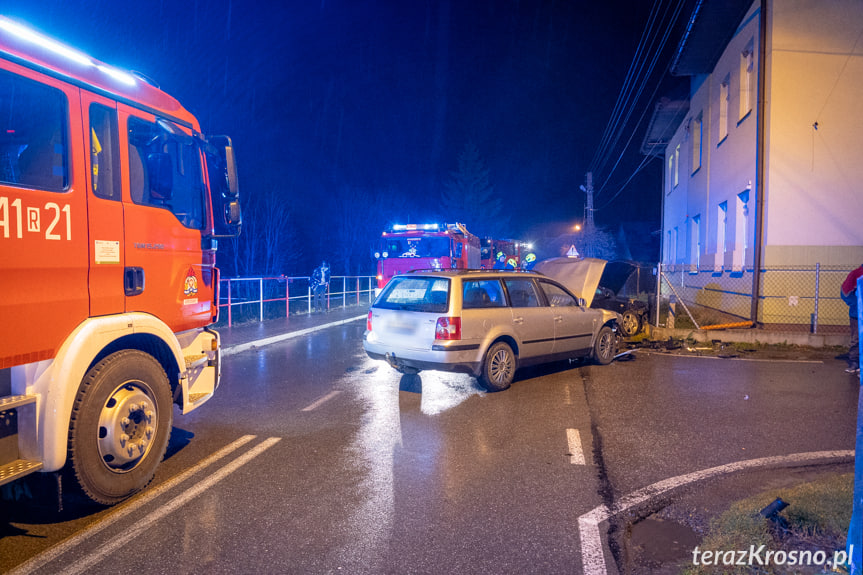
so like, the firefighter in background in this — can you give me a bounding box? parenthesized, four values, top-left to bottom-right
(492, 251, 507, 269)
(311, 261, 330, 313)
(505, 255, 518, 269)
(522, 252, 537, 270)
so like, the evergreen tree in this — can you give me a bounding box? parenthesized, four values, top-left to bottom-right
(442, 141, 507, 237)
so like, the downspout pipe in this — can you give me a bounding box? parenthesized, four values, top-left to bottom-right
(750, 0, 768, 324)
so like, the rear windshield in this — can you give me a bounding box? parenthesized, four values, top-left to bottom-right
(374, 276, 450, 312)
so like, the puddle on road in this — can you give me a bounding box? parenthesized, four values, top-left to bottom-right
(628, 515, 700, 573)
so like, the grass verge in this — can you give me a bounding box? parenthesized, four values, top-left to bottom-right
(682, 473, 853, 574)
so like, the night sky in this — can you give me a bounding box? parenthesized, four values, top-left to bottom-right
(3, 1, 684, 273)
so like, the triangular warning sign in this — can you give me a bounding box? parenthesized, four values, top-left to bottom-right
(566, 245, 580, 258)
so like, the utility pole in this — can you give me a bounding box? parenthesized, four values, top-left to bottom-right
(579, 172, 595, 257)
(583, 172, 595, 230)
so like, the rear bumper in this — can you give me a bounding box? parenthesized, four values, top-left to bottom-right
(363, 338, 482, 377)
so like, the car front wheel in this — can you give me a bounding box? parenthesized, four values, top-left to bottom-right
(479, 341, 516, 392)
(592, 326, 616, 365)
(620, 310, 642, 336)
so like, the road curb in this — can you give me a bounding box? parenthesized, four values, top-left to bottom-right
(222, 315, 367, 356)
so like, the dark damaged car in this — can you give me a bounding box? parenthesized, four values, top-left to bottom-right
(533, 258, 651, 337)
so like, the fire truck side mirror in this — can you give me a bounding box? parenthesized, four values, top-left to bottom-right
(206, 135, 242, 238)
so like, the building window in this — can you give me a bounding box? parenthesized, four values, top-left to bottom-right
(691, 114, 702, 173)
(666, 230, 672, 263)
(690, 215, 701, 271)
(667, 154, 674, 195)
(735, 190, 749, 270)
(672, 226, 679, 264)
(719, 76, 730, 144)
(674, 144, 680, 187)
(740, 40, 754, 120)
(717, 201, 728, 255)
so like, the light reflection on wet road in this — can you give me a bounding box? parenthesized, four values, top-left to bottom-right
(1, 320, 857, 574)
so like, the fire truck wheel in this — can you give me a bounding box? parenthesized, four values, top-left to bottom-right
(68, 350, 173, 505)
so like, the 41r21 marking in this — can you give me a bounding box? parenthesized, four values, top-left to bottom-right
(0, 196, 71, 240)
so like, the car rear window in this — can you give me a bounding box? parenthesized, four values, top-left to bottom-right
(374, 276, 450, 312)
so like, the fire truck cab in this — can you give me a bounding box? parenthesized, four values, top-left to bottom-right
(480, 238, 527, 269)
(0, 18, 241, 504)
(374, 223, 480, 290)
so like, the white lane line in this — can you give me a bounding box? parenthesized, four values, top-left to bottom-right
(223, 315, 367, 356)
(578, 449, 854, 575)
(58, 437, 282, 575)
(8, 435, 257, 575)
(302, 390, 342, 411)
(647, 352, 823, 364)
(567, 428, 585, 465)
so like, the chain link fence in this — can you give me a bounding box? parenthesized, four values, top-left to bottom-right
(656, 264, 854, 334)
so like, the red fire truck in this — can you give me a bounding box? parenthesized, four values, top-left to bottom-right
(479, 238, 527, 269)
(374, 223, 481, 289)
(0, 18, 241, 504)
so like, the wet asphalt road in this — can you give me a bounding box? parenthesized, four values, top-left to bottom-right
(1, 316, 858, 574)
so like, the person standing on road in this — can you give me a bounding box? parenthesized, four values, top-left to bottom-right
(311, 261, 330, 313)
(841, 264, 863, 373)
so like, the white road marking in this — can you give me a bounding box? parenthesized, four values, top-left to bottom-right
(8, 435, 258, 575)
(58, 437, 282, 575)
(302, 390, 342, 411)
(578, 449, 854, 574)
(567, 428, 585, 465)
(222, 315, 367, 356)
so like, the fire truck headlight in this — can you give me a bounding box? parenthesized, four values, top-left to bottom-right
(431, 259, 441, 270)
(374, 252, 381, 259)
(382, 251, 389, 258)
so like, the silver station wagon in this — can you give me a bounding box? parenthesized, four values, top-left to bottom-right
(362, 268, 620, 391)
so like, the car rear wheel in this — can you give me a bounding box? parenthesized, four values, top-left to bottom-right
(479, 341, 515, 392)
(592, 326, 616, 365)
(620, 310, 642, 336)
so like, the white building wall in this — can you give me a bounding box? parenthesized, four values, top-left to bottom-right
(764, 0, 863, 265)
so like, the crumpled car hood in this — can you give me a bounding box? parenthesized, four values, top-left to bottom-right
(533, 257, 607, 308)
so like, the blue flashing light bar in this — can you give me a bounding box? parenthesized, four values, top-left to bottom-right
(390, 223, 441, 232)
(0, 17, 136, 86)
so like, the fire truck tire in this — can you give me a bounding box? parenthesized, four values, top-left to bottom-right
(68, 350, 173, 505)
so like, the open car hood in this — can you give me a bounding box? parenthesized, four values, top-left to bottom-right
(533, 257, 607, 308)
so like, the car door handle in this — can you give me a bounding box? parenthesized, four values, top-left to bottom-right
(513, 317, 524, 325)
(554, 315, 563, 322)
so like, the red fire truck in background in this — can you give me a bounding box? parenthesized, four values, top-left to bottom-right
(374, 223, 481, 289)
(0, 17, 241, 504)
(479, 238, 529, 269)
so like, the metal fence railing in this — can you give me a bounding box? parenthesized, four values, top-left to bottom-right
(655, 264, 854, 334)
(216, 275, 377, 327)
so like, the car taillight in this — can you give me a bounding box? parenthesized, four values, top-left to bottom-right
(435, 317, 461, 340)
(367, 310, 373, 331)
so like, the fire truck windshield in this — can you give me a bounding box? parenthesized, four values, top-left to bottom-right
(382, 237, 450, 258)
